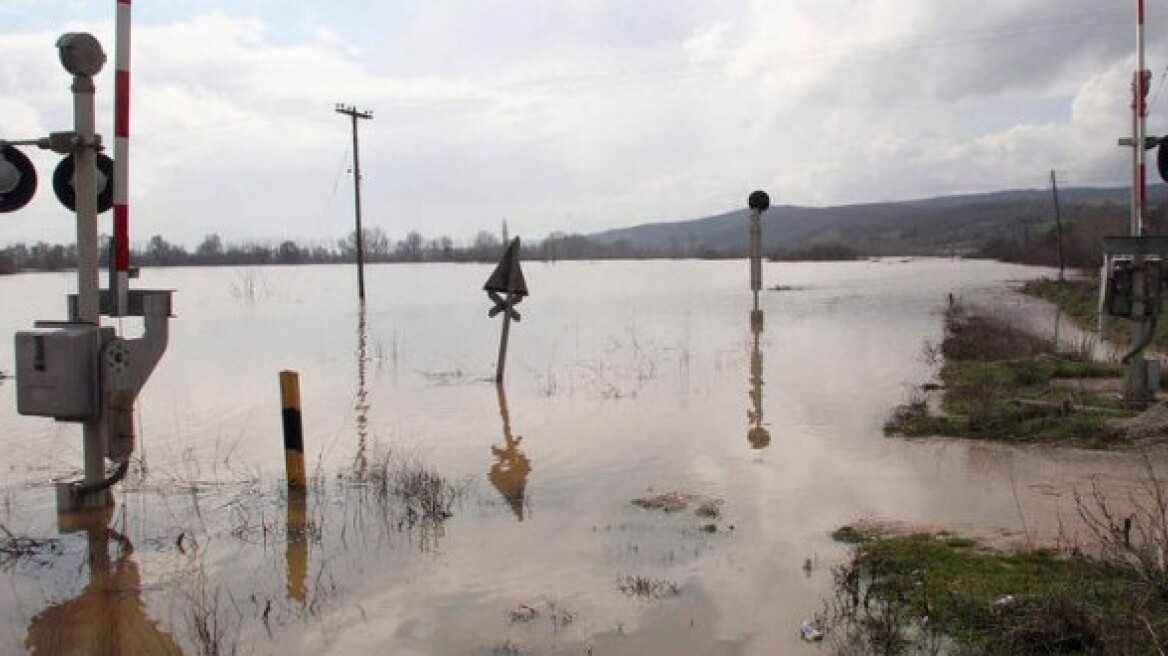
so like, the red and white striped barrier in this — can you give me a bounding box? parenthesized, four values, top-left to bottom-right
(113, 0, 131, 314)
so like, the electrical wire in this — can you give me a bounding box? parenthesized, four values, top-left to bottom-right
(309, 146, 351, 238)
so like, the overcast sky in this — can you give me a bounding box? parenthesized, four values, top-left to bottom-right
(1, 1, 1166, 248)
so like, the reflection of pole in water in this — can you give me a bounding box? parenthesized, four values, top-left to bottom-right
(25, 510, 182, 654)
(286, 488, 308, 603)
(748, 296, 770, 449)
(490, 384, 531, 521)
(354, 302, 370, 481)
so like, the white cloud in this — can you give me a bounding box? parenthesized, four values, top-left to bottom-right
(1, 1, 1164, 247)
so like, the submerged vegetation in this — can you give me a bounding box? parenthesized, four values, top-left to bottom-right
(885, 298, 1133, 446)
(867, 280, 1168, 650)
(2, 443, 471, 655)
(616, 575, 682, 599)
(0, 525, 60, 568)
(826, 522, 1168, 655)
(829, 457, 1168, 655)
(361, 448, 468, 527)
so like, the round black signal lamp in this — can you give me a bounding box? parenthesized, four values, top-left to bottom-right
(52, 153, 114, 213)
(748, 190, 770, 212)
(1158, 136, 1168, 183)
(0, 145, 38, 213)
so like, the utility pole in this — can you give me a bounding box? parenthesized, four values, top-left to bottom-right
(335, 104, 372, 301)
(1050, 170, 1065, 282)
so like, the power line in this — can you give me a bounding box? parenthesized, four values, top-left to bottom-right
(309, 146, 351, 236)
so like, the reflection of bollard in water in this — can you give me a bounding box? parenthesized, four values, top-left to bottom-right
(280, 370, 307, 490)
(286, 488, 308, 603)
(277, 371, 310, 601)
(280, 370, 309, 600)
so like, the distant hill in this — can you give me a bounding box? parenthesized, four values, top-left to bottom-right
(587, 185, 1168, 258)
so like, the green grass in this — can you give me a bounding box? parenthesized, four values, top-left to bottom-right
(888, 402, 1123, 446)
(885, 299, 1135, 447)
(888, 354, 1130, 445)
(830, 526, 1168, 654)
(1022, 276, 1168, 353)
(1021, 278, 1101, 330)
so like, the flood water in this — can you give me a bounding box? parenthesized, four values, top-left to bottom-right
(0, 258, 1162, 655)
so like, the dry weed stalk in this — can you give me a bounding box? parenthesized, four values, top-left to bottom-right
(185, 567, 243, 656)
(1074, 451, 1168, 594)
(0, 524, 60, 568)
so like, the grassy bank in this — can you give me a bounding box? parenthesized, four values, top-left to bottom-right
(1022, 277, 1168, 353)
(885, 299, 1132, 447)
(826, 524, 1168, 654)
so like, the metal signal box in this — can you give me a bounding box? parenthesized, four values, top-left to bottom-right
(1103, 258, 1164, 319)
(15, 324, 109, 421)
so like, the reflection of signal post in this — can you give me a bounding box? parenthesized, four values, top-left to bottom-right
(747, 311, 770, 449)
(490, 384, 531, 520)
(24, 509, 183, 654)
(3, 34, 173, 513)
(745, 191, 770, 447)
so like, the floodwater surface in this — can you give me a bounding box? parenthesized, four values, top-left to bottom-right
(0, 259, 1160, 655)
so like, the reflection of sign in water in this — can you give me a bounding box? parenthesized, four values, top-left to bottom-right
(748, 305, 770, 449)
(483, 238, 529, 383)
(490, 384, 531, 521)
(25, 511, 182, 655)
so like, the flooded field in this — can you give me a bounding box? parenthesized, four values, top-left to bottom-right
(0, 258, 1162, 654)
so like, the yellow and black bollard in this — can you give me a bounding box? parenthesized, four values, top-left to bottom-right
(279, 370, 308, 602)
(280, 370, 307, 490)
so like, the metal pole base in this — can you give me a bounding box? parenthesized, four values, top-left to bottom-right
(56, 481, 113, 513)
(1123, 357, 1159, 409)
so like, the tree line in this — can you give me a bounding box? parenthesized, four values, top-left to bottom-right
(0, 228, 652, 273)
(974, 202, 1168, 271)
(4, 204, 1149, 275)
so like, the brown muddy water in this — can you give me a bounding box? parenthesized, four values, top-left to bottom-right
(0, 258, 1162, 655)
